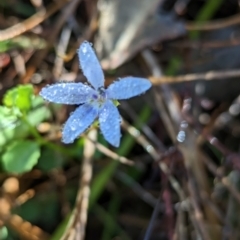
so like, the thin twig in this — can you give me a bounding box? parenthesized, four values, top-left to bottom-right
(143, 197, 162, 240)
(21, 0, 82, 84)
(14, 189, 35, 206)
(63, 4, 99, 64)
(186, 13, 240, 31)
(168, 37, 240, 49)
(0, 0, 71, 41)
(60, 129, 96, 240)
(53, 25, 72, 78)
(142, 49, 215, 240)
(149, 69, 240, 85)
(122, 120, 185, 201)
(120, 102, 166, 151)
(85, 134, 134, 165)
(141, 50, 177, 142)
(187, 175, 211, 240)
(115, 171, 158, 207)
(0, 214, 50, 240)
(10, 51, 26, 77)
(201, 153, 240, 204)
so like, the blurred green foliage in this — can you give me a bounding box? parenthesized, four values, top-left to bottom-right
(0, 36, 47, 53)
(3, 84, 33, 112)
(0, 0, 35, 16)
(0, 84, 51, 173)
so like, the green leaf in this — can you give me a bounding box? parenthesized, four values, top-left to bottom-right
(0, 227, 8, 240)
(3, 84, 34, 112)
(112, 99, 120, 107)
(0, 37, 47, 53)
(0, 41, 13, 52)
(0, 97, 51, 150)
(2, 140, 40, 174)
(0, 106, 18, 130)
(50, 213, 71, 240)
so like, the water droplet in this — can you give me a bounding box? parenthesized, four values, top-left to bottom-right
(129, 127, 140, 137)
(201, 98, 215, 109)
(229, 103, 240, 116)
(199, 113, 210, 125)
(195, 83, 205, 95)
(146, 145, 153, 153)
(82, 46, 87, 54)
(31, 73, 42, 84)
(217, 112, 232, 125)
(210, 137, 217, 145)
(177, 130, 186, 143)
(180, 121, 188, 129)
(70, 119, 79, 131)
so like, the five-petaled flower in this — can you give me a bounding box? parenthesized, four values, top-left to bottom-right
(40, 41, 152, 147)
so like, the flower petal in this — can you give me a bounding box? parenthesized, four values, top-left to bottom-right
(78, 41, 105, 90)
(106, 77, 152, 100)
(99, 100, 121, 147)
(62, 103, 98, 143)
(40, 82, 96, 105)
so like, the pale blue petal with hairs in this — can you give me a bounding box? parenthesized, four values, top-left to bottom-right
(40, 83, 96, 105)
(99, 100, 121, 147)
(62, 103, 98, 143)
(78, 41, 105, 90)
(106, 77, 152, 100)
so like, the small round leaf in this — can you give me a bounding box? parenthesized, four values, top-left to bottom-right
(2, 140, 40, 174)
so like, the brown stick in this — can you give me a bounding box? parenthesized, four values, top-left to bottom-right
(186, 14, 240, 31)
(149, 69, 240, 85)
(0, 0, 71, 41)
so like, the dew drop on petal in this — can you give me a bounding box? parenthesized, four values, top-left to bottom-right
(82, 45, 87, 54)
(70, 119, 78, 131)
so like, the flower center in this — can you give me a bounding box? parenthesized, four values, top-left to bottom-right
(90, 87, 107, 107)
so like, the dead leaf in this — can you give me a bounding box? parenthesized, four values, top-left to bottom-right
(95, 0, 186, 69)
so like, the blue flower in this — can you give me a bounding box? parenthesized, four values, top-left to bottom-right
(40, 41, 152, 147)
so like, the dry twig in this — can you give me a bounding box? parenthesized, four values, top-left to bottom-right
(149, 69, 240, 85)
(186, 13, 240, 31)
(60, 129, 96, 240)
(0, 0, 71, 41)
